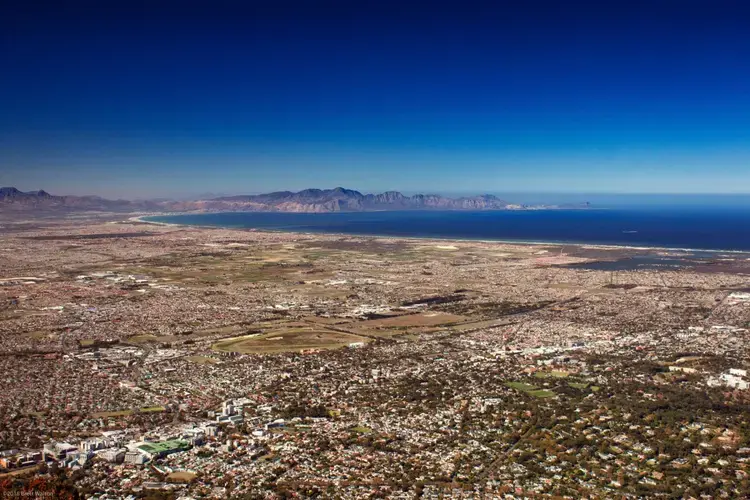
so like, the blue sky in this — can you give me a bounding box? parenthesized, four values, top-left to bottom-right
(2, 1, 750, 198)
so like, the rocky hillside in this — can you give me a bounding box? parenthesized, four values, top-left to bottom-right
(202, 187, 516, 212)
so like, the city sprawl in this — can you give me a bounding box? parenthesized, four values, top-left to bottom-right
(2, 216, 750, 499)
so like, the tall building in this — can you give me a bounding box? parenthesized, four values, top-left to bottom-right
(222, 401, 234, 416)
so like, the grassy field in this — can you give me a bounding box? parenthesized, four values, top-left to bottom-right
(351, 425, 373, 434)
(140, 406, 166, 413)
(211, 328, 369, 354)
(534, 370, 570, 378)
(126, 323, 262, 347)
(120, 244, 341, 285)
(505, 381, 557, 398)
(527, 389, 556, 398)
(568, 381, 590, 389)
(24, 330, 50, 340)
(127, 334, 160, 344)
(354, 312, 468, 329)
(505, 382, 538, 392)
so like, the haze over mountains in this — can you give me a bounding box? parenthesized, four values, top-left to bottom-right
(0, 187, 587, 213)
(0, 187, 159, 212)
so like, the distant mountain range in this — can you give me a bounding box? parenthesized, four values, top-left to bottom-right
(0, 187, 160, 212)
(0, 187, 589, 213)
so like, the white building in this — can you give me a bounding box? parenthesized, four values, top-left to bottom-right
(80, 438, 106, 452)
(124, 451, 147, 465)
(182, 427, 206, 446)
(708, 372, 750, 390)
(44, 441, 77, 459)
(221, 401, 234, 417)
(99, 448, 126, 463)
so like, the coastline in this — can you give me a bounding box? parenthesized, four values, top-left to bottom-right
(128, 214, 178, 227)
(131, 213, 750, 256)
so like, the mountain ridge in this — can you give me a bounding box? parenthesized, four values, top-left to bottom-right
(0, 187, 589, 213)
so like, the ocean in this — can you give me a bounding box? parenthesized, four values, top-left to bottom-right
(145, 207, 750, 252)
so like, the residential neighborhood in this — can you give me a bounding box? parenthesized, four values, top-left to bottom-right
(2, 218, 750, 498)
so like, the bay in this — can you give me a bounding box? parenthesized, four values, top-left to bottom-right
(145, 207, 750, 252)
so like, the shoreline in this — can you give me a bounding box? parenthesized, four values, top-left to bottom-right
(130, 214, 750, 256)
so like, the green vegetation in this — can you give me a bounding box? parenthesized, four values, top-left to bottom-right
(505, 381, 556, 398)
(351, 425, 373, 434)
(568, 381, 591, 390)
(138, 439, 189, 456)
(140, 406, 166, 413)
(527, 389, 556, 398)
(534, 370, 569, 378)
(505, 381, 538, 392)
(127, 334, 159, 344)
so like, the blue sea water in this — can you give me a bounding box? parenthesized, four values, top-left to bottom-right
(146, 207, 750, 252)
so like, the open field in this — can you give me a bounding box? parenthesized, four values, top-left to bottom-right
(568, 381, 590, 389)
(351, 312, 468, 329)
(450, 317, 516, 332)
(527, 389, 556, 398)
(140, 406, 166, 413)
(127, 334, 160, 344)
(350, 425, 373, 434)
(505, 381, 557, 398)
(211, 328, 369, 354)
(167, 471, 198, 483)
(504, 381, 537, 392)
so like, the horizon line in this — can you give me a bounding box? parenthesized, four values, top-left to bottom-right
(6, 185, 750, 199)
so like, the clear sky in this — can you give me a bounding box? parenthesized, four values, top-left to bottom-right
(1, 1, 750, 198)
